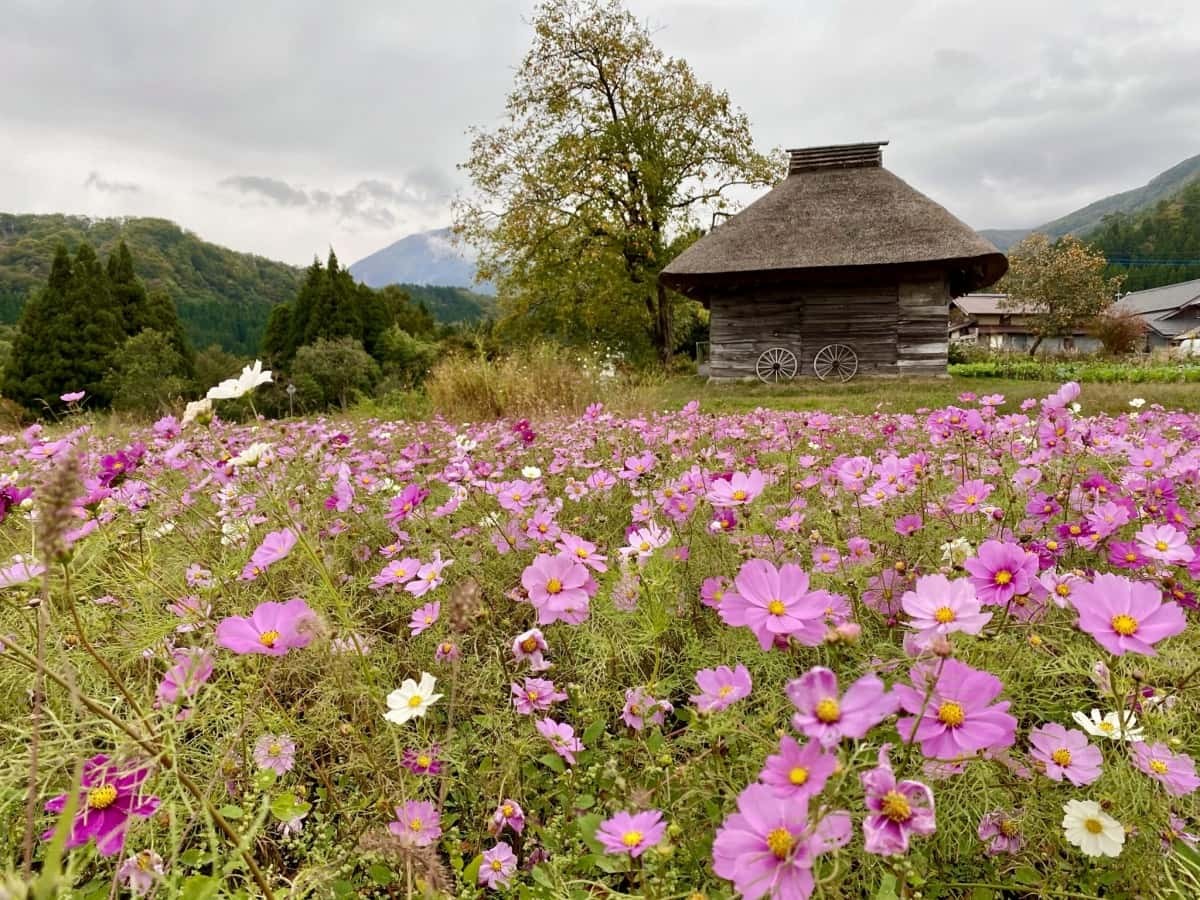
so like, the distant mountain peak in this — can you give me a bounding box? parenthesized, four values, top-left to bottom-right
(349, 227, 494, 294)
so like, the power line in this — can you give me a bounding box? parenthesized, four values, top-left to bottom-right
(1106, 257, 1200, 267)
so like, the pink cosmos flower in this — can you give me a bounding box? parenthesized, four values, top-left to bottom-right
(707, 470, 765, 507)
(510, 677, 568, 715)
(387, 484, 429, 524)
(512, 628, 551, 671)
(894, 659, 1017, 760)
(371, 557, 421, 590)
(758, 735, 836, 801)
(712, 783, 851, 900)
(900, 574, 992, 639)
(154, 649, 213, 709)
(42, 755, 160, 856)
(253, 734, 297, 775)
(620, 522, 671, 563)
(388, 800, 441, 847)
(1135, 524, 1195, 565)
(700, 576, 730, 610)
(963, 540, 1038, 605)
(596, 809, 667, 857)
(787, 667, 897, 748)
(556, 533, 608, 572)
(215, 598, 317, 656)
(1028, 723, 1102, 786)
(490, 799, 525, 835)
(408, 601, 440, 636)
(1071, 573, 1186, 656)
(478, 842, 517, 889)
(239, 528, 298, 580)
(690, 664, 752, 712)
(861, 746, 936, 856)
(406, 550, 452, 597)
(719, 559, 827, 650)
(521, 552, 593, 626)
(621, 687, 672, 730)
(947, 479, 993, 515)
(60, 390, 86, 403)
(118, 849, 164, 895)
(894, 514, 923, 536)
(1132, 742, 1200, 796)
(977, 811, 1024, 856)
(536, 718, 583, 766)
(402, 746, 442, 775)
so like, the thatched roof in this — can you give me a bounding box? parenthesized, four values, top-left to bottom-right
(661, 142, 1007, 297)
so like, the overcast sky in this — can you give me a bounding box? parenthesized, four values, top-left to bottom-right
(2, 0, 1198, 265)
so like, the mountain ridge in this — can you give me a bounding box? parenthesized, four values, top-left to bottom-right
(349, 226, 495, 295)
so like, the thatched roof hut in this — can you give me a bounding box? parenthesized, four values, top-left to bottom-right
(661, 142, 1007, 380)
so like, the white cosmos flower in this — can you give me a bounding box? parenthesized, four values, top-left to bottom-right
(521, 466, 542, 480)
(384, 673, 442, 725)
(1072, 708, 1144, 742)
(940, 537, 973, 567)
(1129, 398, 1146, 409)
(206, 360, 274, 401)
(454, 434, 478, 452)
(181, 397, 214, 427)
(230, 442, 274, 468)
(1062, 800, 1124, 857)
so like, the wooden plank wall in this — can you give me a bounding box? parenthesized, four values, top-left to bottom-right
(897, 277, 950, 375)
(708, 283, 902, 379)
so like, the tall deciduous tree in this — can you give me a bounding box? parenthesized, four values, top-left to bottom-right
(454, 0, 781, 363)
(999, 234, 1125, 355)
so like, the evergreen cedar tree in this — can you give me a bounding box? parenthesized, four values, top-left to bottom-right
(260, 250, 436, 366)
(1091, 179, 1200, 291)
(3, 240, 193, 411)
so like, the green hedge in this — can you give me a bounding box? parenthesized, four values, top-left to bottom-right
(949, 359, 1200, 383)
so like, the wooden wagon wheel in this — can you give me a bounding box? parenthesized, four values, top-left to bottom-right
(813, 343, 858, 382)
(755, 347, 798, 383)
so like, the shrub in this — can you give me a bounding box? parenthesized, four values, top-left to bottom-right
(102, 328, 193, 415)
(1089, 309, 1148, 355)
(291, 337, 381, 411)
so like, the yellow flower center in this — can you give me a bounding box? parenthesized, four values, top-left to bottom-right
(527, 691, 539, 701)
(1111, 614, 1138, 636)
(732, 489, 747, 501)
(717, 685, 733, 697)
(767, 600, 786, 616)
(994, 570, 1012, 585)
(1056, 584, 1070, 597)
(520, 637, 539, 652)
(820, 553, 831, 563)
(766, 827, 794, 859)
(639, 542, 651, 551)
(409, 818, 423, 832)
(880, 790, 912, 823)
(1097, 721, 1114, 733)
(622, 830, 643, 848)
(937, 701, 965, 727)
(87, 784, 118, 810)
(490, 859, 503, 871)
(259, 629, 280, 648)
(1051, 748, 1072, 767)
(933, 606, 956, 624)
(815, 698, 841, 723)
(1150, 758, 1169, 774)
(1155, 541, 1168, 552)
(417, 754, 432, 768)
(966, 494, 977, 505)
(576, 548, 589, 558)
(502, 804, 514, 817)
(1069, 525, 1081, 536)
(1084, 818, 1104, 835)
(268, 743, 282, 756)
(407, 694, 424, 708)
(1046, 540, 1059, 551)
(788, 766, 809, 786)
(545, 578, 562, 594)
(999, 818, 1020, 837)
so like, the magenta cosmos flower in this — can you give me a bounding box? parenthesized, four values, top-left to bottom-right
(712, 783, 851, 900)
(1028, 723, 1102, 786)
(512, 628, 551, 671)
(787, 667, 897, 748)
(758, 735, 836, 801)
(216, 598, 317, 655)
(963, 540, 1038, 605)
(719, 559, 826, 650)
(621, 686, 672, 730)
(536, 718, 584, 766)
(510, 677, 567, 715)
(1072, 573, 1186, 656)
(596, 809, 667, 857)
(388, 800, 441, 847)
(521, 552, 593, 626)
(491, 799, 525, 835)
(900, 574, 991, 639)
(239, 528, 298, 580)
(861, 746, 936, 856)
(1132, 742, 1200, 797)
(478, 842, 517, 890)
(977, 810, 1024, 856)
(894, 659, 1017, 760)
(707, 470, 765, 507)
(42, 755, 160, 856)
(690, 664, 752, 712)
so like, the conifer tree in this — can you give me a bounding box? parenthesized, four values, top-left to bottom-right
(107, 240, 151, 336)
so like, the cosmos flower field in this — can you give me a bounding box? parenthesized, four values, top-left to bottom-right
(2, 382, 1200, 898)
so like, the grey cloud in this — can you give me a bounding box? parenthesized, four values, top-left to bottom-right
(219, 174, 451, 229)
(83, 171, 141, 194)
